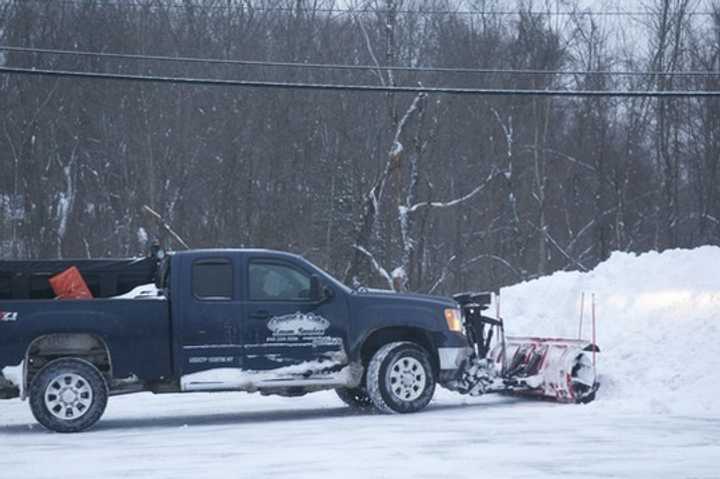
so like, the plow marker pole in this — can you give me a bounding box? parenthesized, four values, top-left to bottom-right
(592, 293, 597, 371)
(497, 293, 507, 376)
(578, 292, 585, 339)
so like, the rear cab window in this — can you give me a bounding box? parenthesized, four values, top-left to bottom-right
(192, 258, 233, 300)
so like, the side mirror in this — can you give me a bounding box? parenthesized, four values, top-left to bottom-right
(309, 275, 334, 303)
(309, 275, 321, 302)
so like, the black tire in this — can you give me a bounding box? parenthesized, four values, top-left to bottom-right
(335, 387, 373, 410)
(29, 358, 108, 433)
(366, 341, 436, 414)
(574, 382, 599, 404)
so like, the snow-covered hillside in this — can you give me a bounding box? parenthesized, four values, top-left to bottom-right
(1, 246, 718, 478)
(497, 246, 720, 416)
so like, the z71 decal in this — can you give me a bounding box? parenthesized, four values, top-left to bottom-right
(0, 311, 18, 322)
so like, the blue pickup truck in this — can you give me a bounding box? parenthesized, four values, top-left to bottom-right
(0, 249, 471, 432)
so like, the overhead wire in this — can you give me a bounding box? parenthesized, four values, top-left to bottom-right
(11, 0, 720, 17)
(1, 66, 719, 97)
(2, 45, 720, 78)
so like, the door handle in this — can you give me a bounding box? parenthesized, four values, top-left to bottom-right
(250, 310, 271, 320)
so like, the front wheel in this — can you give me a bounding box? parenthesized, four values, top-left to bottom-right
(366, 341, 436, 414)
(29, 358, 108, 433)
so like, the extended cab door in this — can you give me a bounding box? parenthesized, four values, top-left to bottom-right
(178, 256, 244, 375)
(242, 256, 349, 373)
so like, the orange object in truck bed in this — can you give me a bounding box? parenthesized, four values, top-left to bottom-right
(49, 266, 94, 299)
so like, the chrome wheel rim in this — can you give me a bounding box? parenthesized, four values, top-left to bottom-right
(387, 356, 427, 402)
(44, 373, 93, 420)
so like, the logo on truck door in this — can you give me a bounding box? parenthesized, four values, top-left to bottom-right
(0, 311, 18, 322)
(267, 312, 330, 337)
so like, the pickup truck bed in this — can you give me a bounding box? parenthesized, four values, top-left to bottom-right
(1, 297, 171, 396)
(0, 257, 158, 299)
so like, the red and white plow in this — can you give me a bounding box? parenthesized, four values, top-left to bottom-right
(490, 337, 599, 403)
(452, 292, 600, 404)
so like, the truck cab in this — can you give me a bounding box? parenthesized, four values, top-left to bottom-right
(168, 249, 469, 395)
(170, 249, 355, 391)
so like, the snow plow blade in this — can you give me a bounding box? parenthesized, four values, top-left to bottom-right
(452, 291, 599, 404)
(489, 337, 599, 403)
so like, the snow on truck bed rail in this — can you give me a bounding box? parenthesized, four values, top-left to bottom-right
(496, 245, 720, 416)
(111, 283, 161, 299)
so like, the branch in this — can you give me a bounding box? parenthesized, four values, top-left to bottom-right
(142, 205, 190, 249)
(528, 220, 587, 271)
(565, 190, 659, 254)
(25, 83, 59, 135)
(518, 145, 596, 172)
(490, 107, 513, 160)
(390, 92, 425, 157)
(461, 254, 524, 279)
(407, 169, 496, 213)
(352, 244, 394, 290)
(687, 212, 720, 225)
(354, 14, 386, 86)
(428, 253, 524, 294)
(566, 218, 596, 253)
(545, 228, 587, 271)
(344, 93, 426, 283)
(427, 254, 457, 294)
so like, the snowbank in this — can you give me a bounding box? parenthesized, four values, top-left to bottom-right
(496, 246, 720, 415)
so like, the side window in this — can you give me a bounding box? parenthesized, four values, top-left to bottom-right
(249, 262, 311, 301)
(193, 259, 233, 300)
(30, 275, 55, 299)
(83, 274, 101, 298)
(0, 273, 11, 299)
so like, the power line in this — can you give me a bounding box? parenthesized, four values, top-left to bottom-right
(14, 0, 720, 17)
(1, 66, 719, 97)
(3, 45, 720, 78)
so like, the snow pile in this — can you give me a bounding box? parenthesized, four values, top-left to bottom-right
(496, 246, 720, 415)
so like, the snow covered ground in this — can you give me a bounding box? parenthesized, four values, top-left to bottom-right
(1, 390, 718, 478)
(1, 247, 719, 478)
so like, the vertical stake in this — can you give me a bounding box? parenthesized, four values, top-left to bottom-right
(497, 292, 506, 376)
(578, 291, 585, 339)
(591, 293, 597, 371)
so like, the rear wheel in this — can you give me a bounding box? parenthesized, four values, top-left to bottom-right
(335, 387, 373, 410)
(29, 358, 108, 433)
(366, 341, 435, 414)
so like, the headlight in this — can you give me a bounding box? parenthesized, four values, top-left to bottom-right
(444, 308, 463, 333)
